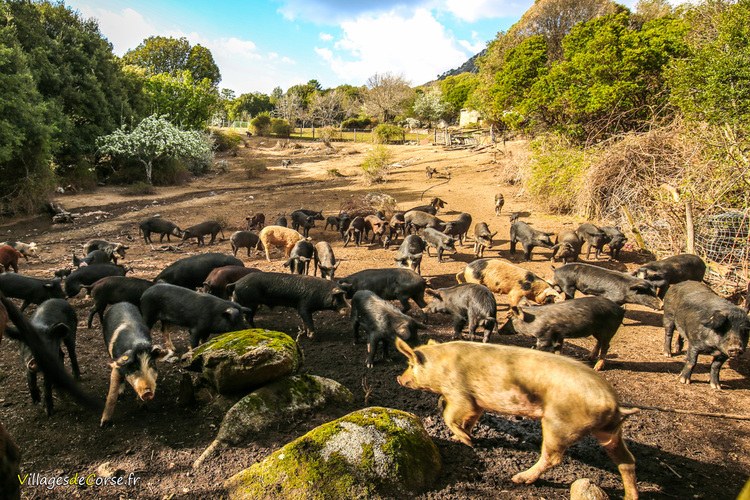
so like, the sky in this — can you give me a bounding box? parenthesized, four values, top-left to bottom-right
(65, 0, 641, 95)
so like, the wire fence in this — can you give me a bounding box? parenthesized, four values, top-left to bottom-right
(694, 209, 750, 297)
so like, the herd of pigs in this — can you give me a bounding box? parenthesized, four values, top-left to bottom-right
(0, 193, 748, 500)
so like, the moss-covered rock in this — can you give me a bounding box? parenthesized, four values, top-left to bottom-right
(224, 406, 441, 499)
(193, 375, 353, 468)
(189, 329, 301, 394)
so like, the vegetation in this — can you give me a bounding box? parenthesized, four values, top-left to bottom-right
(250, 113, 272, 136)
(123, 36, 221, 87)
(361, 146, 394, 183)
(372, 124, 405, 144)
(212, 130, 243, 154)
(270, 118, 292, 137)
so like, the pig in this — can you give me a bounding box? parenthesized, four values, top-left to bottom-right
(0, 241, 39, 261)
(498, 297, 625, 370)
(0, 422, 20, 499)
(64, 263, 128, 298)
(0, 245, 23, 273)
(313, 242, 339, 280)
(424, 284, 497, 342)
(473, 222, 497, 258)
(395, 338, 639, 500)
(228, 272, 348, 340)
(100, 302, 165, 427)
(495, 193, 504, 216)
(601, 226, 627, 260)
(576, 223, 608, 260)
(442, 213, 472, 246)
(663, 281, 749, 389)
(139, 216, 182, 244)
(324, 215, 341, 231)
(72, 249, 111, 267)
(83, 240, 128, 263)
(633, 254, 706, 298)
(230, 231, 262, 257)
(245, 213, 265, 230)
(154, 253, 243, 290)
(404, 210, 445, 234)
(258, 226, 304, 261)
(343, 216, 366, 247)
(140, 283, 249, 349)
(290, 211, 316, 238)
(274, 215, 288, 227)
(456, 259, 564, 307)
(364, 215, 388, 244)
(182, 220, 225, 246)
(337, 268, 428, 313)
(406, 197, 446, 215)
(0, 274, 65, 311)
(551, 231, 583, 264)
(284, 240, 315, 275)
(510, 220, 554, 261)
(84, 276, 155, 328)
(554, 263, 661, 310)
(422, 227, 456, 263)
(10, 299, 79, 415)
(295, 209, 325, 221)
(394, 235, 426, 274)
(338, 214, 352, 239)
(202, 266, 261, 299)
(351, 290, 424, 368)
(0, 301, 5, 344)
(389, 213, 406, 238)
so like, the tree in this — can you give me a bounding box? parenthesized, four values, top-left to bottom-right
(274, 92, 304, 125)
(364, 73, 413, 122)
(144, 71, 220, 129)
(412, 89, 449, 127)
(228, 92, 273, 121)
(186, 44, 221, 87)
(310, 90, 345, 126)
(97, 115, 212, 184)
(440, 73, 480, 120)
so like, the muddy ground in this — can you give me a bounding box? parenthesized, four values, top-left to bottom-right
(0, 137, 748, 499)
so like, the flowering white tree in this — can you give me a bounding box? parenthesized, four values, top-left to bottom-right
(97, 115, 213, 184)
(413, 89, 449, 128)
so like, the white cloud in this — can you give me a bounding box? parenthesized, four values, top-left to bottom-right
(318, 9, 470, 85)
(442, 0, 531, 22)
(76, 6, 157, 55)
(319, 32, 334, 41)
(458, 30, 486, 54)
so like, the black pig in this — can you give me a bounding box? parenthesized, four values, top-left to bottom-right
(139, 217, 182, 244)
(510, 221, 554, 261)
(182, 220, 224, 246)
(422, 227, 456, 263)
(554, 263, 661, 310)
(337, 268, 427, 313)
(601, 226, 627, 260)
(0, 274, 65, 311)
(442, 213, 472, 246)
(84, 276, 154, 328)
(394, 235, 426, 274)
(663, 281, 749, 390)
(424, 284, 497, 342)
(64, 264, 128, 298)
(576, 223, 608, 260)
(155, 253, 243, 290)
(473, 222, 497, 258)
(284, 240, 315, 275)
(634, 254, 706, 298)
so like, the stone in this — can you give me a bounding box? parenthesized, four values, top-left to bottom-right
(224, 406, 441, 499)
(570, 478, 609, 500)
(189, 329, 301, 394)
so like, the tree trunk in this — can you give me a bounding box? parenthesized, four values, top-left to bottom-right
(143, 160, 153, 185)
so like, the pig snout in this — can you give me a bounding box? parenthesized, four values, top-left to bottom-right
(139, 389, 155, 401)
(725, 340, 745, 358)
(26, 358, 38, 372)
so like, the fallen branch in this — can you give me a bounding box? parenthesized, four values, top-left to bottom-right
(623, 404, 750, 420)
(420, 178, 451, 201)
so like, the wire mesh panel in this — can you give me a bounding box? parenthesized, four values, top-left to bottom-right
(695, 210, 750, 296)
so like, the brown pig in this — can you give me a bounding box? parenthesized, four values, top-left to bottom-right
(456, 258, 563, 307)
(395, 338, 639, 500)
(258, 225, 305, 262)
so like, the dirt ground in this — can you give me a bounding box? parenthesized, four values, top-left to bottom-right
(0, 137, 748, 499)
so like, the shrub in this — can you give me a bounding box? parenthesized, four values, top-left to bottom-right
(270, 118, 291, 137)
(318, 126, 340, 143)
(251, 113, 272, 136)
(152, 158, 191, 185)
(212, 129, 243, 154)
(361, 145, 393, 184)
(122, 181, 156, 196)
(341, 117, 374, 130)
(526, 134, 589, 214)
(372, 124, 404, 144)
(243, 159, 267, 179)
(55, 161, 98, 191)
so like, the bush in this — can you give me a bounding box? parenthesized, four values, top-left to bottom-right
(361, 145, 393, 184)
(152, 158, 191, 185)
(527, 134, 588, 214)
(243, 159, 267, 179)
(212, 129, 243, 154)
(372, 124, 404, 144)
(55, 161, 98, 191)
(251, 113, 272, 136)
(318, 126, 340, 143)
(121, 181, 156, 196)
(341, 117, 374, 130)
(270, 118, 291, 137)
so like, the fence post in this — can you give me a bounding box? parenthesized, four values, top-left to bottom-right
(686, 201, 695, 254)
(354, 129, 357, 142)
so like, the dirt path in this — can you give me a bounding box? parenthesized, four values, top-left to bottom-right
(0, 138, 748, 499)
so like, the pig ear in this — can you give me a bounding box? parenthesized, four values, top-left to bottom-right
(395, 337, 421, 363)
(427, 339, 440, 345)
(282, 259, 292, 268)
(331, 287, 346, 296)
(223, 308, 240, 320)
(49, 323, 71, 338)
(704, 312, 728, 330)
(151, 345, 169, 360)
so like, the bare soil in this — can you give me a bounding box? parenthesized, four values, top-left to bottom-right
(1, 137, 748, 499)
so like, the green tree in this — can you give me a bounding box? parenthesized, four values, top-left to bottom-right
(440, 73, 479, 116)
(186, 44, 221, 87)
(97, 115, 213, 184)
(229, 92, 273, 121)
(144, 71, 220, 129)
(123, 36, 191, 75)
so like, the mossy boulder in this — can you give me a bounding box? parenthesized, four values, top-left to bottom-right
(193, 375, 353, 468)
(189, 329, 301, 394)
(224, 406, 441, 499)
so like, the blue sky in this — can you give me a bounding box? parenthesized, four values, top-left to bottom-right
(66, 0, 639, 94)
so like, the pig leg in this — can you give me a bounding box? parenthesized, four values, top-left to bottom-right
(442, 397, 483, 446)
(63, 336, 81, 379)
(593, 428, 638, 500)
(592, 340, 611, 372)
(523, 244, 532, 261)
(101, 368, 123, 427)
(43, 375, 54, 416)
(678, 345, 700, 385)
(452, 316, 467, 340)
(162, 327, 177, 359)
(663, 316, 676, 357)
(709, 354, 728, 390)
(512, 418, 577, 484)
(297, 308, 316, 339)
(27, 370, 41, 404)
